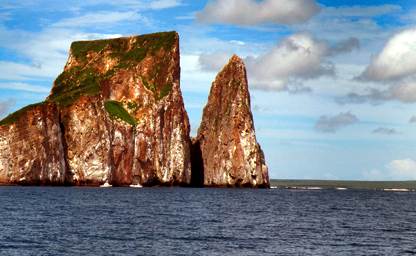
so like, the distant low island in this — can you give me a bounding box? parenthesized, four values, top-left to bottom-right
(0, 31, 269, 188)
(271, 179, 416, 191)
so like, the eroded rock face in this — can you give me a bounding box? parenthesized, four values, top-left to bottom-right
(0, 31, 191, 186)
(52, 31, 192, 186)
(192, 55, 270, 188)
(0, 103, 66, 185)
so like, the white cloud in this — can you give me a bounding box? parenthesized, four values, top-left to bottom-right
(196, 0, 320, 25)
(198, 52, 230, 71)
(359, 28, 416, 81)
(387, 159, 416, 180)
(0, 61, 51, 80)
(337, 78, 416, 104)
(247, 34, 332, 81)
(149, 0, 182, 9)
(314, 112, 359, 133)
(197, 33, 359, 92)
(0, 99, 15, 118)
(246, 34, 359, 91)
(323, 4, 402, 18)
(53, 11, 148, 28)
(363, 159, 416, 181)
(0, 82, 50, 93)
(337, 28, 416, 105)
(294, 4, 396, 43)
(0, 0, 182, 11)
(389, 80, 416, 102)
(0, 25, 122, 81)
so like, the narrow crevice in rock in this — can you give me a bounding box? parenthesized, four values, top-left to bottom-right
(59, 112, 72, 186)
(190, 139, 204, 187)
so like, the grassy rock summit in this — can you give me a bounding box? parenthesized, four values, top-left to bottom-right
(191, 55, 269, 188)
(0, 31, 269, 188)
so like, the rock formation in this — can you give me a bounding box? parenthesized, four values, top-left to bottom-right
(0, 32, 269, 188)
(0, 31, 192, 186)
(0, 102, 66, 185)
(191, 55, 269, 188)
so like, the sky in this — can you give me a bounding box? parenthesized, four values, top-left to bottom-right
(0, 0, 415, 180)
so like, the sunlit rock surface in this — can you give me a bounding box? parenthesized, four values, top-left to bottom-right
(0, 102, 66, 185)
(192, 55, 270, 188)
(0, 32, 192, 186)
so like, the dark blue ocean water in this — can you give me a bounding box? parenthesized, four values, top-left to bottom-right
(0, 187, 416, 255)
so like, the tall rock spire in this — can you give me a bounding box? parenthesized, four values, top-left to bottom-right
(192, 55, 270, 188)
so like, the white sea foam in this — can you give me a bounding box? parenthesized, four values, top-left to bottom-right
(305, 187, 322, 190)
(100, 182, 112, 188)
(287, 186, 322, 190)
(383, 188, 409, 192)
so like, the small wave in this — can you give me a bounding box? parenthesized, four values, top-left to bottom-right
(270, 186, 278, 189)
(335, 187, 347, 190)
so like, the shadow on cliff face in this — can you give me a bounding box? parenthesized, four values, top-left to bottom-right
(190, 140, 204, 187)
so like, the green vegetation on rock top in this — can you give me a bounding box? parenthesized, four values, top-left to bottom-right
(104, 100, 137, 126)
(0, 102, 45, 126)
(48, 67, 101, 106)
(48, 31, 177, 106)
(1, 32, 177, 126)
(70, 31, 177, 65)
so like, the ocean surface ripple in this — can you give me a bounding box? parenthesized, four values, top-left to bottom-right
(0, 187, 416, 255)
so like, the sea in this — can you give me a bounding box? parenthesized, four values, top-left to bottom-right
(0, 187, 415, 255)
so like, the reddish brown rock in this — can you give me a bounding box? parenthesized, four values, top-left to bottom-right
(0, 31, 192, 186)
(51, 31, 192, 186)
(192, 55, 269, 188)
(0, 102, 66, 185)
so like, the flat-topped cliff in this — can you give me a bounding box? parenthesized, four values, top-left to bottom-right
(0, 32, 191, 186)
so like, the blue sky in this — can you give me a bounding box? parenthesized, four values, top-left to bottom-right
(0, 0, 416, 180)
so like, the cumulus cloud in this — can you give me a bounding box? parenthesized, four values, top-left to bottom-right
(410, 116, 416, 123)
(246, 34, 359, 91)
(337, 79, 416, 104)
(198, 34, 359, 92)
(359, 28, 416, 81)
(372, 127, 400, 135)
(340, 28, 416, 105)
(314, 112, 359, 133)
(247, 34, 331, 86)
(0, 99, 15, 118)
(387, 159, 416, 180)
(196, 0, 320, 25)
(198, 52, 230, 71)
(246, 34, 332, 91)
